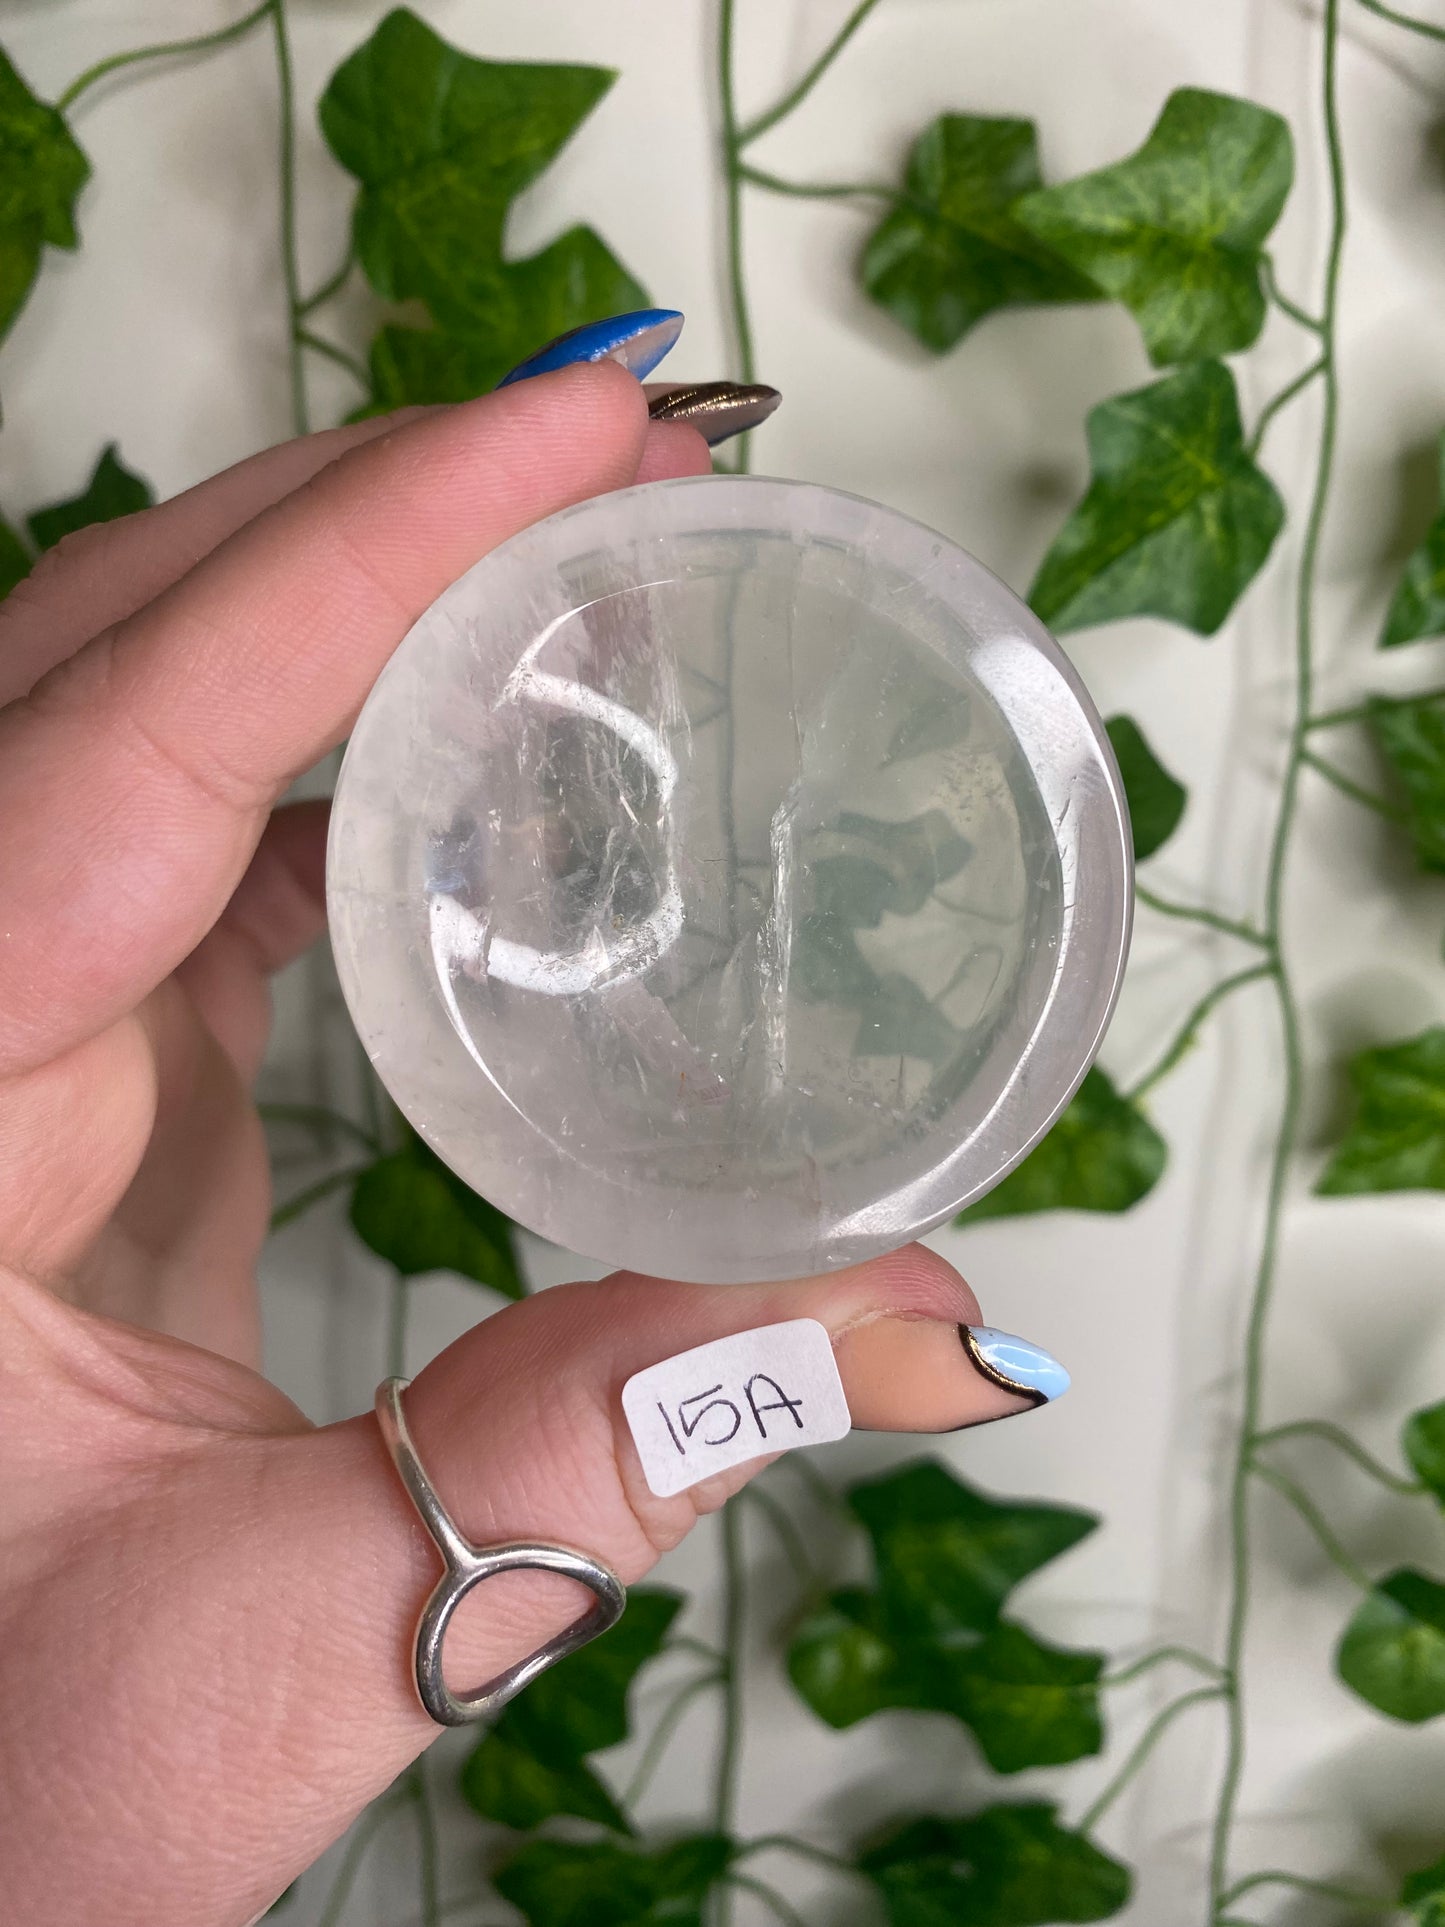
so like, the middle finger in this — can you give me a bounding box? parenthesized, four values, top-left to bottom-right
(0, 408, 442, 708)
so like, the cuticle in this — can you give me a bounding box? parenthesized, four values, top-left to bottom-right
(828, 1305, 963, 1347)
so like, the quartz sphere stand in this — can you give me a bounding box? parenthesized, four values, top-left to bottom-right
(328, 476, 1132, 1284)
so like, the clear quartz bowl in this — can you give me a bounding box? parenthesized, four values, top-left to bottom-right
(328, 475, 1132, 1283)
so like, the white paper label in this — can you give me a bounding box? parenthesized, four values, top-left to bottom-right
(621, 1318, 852, 1498)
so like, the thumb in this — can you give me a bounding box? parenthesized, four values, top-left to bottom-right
(7, 1247, 1062, 1927)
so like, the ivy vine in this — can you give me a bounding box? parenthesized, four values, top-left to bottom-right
(10, 2, 1445, 1923)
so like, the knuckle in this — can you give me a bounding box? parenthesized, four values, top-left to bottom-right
(42, 518, 120, 573)
(0, 544, 89, 669)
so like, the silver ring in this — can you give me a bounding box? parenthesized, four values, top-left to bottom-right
(374, 1376, 626, 1728)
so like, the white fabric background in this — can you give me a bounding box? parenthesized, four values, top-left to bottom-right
(6, 3, 1445, 1922)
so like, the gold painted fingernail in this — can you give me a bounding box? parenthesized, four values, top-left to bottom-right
(647, 381, 782, 445)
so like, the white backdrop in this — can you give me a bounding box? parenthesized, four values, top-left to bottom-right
(7, 3, 1445, 1923)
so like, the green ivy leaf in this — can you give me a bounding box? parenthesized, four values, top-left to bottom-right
(1013, 87, 1292, 367)
(462, 1728, 628, 1835)
(349, 1129, 523, 1295)
(0, 514, 29, 599)
(787, 1589, 899, 1728)
(319, 9, 640, 339)
(1336, 1568, 1445, 1722)
(364, 227, 647, 412)
(0, 47, 89, 340)
(1381, 432, 1445, 649)
(1405, 1400, 1445, 1506)
(461, 1589, 681, 1833)
(958, 1068, 1166, 1223)
(849, 1460, 1098, 1635)
(860, 115, 1099, 353)
(858, 1804, 1132, 1927)
(812, 811, 974, 928)
(1403, 1848, 1445, 1926)
(1315, 1027, 1445, 1198)
(1029, 360, 1284, 637)
(788, 1592, 1104, 1772)
(365, 323, 509, 413)
(490, 1589, 682, 1759)
(793, 1466, 1104, 1770)
(945, 1621, 1104, 1773)
(1366, 694, 1445, 872)
(792, 808, 977, 1065)
(1105, 716, 1187, 861)
(26, 443, 153, 553)
(494, 1834, 733, 1927)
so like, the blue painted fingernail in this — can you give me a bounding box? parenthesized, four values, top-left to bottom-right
(497, 309, 685, 387)
(961, 1326, 1071, 1404)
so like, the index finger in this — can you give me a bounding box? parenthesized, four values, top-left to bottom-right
(0, 406, 442, 708)
(0, 362, 688, 1076)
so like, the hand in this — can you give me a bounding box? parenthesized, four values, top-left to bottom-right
(0, 364, 1044, 1927)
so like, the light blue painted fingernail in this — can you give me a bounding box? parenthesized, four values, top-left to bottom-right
(963, 1326, 1071, 1403)
(497, 308, 685, 387)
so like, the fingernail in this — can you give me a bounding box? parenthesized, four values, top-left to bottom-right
(647, 381, 782, 445)
(497, 308, 684, 387)
(834, 1317, 1068, 1432)
(961, 1326, 1071, 1406)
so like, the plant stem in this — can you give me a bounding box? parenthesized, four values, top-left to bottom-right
(298, 246, 357, 317)
(270, 1162, 370, 1231)
(736, 0, 885, 144)
(718, 0, 756, 473)
(1207, 0, 1347, 1912)
(1254, 1418, 1425, 1496)
(1126, 964, 1273, 1102)
(1249, 357, 1327, 456)
(740, 1837, 857, 1878)
(268, 0, 308, 438)
(624, 1671, 726, 1808)
(669, 1633, 729, 1665)
(1078, 1688, 1226, 1835)
(1101, 1645, 1229, 1689)
(297, 329, 369, 388)
(1356, 0, 1445, 40)
(1134, 884, 1270, 949)
(776, 1452, 849, 1517)
(56, 0, 274, 111)
(388, 1271, 411, 1380)
(1311, 687, 1445, 728)
(725, 1874, 809, 1927)
(1220, 1868, 1398, 1911)
(1307, 701, 1372, 730)
(713, 1500, 748, 1923)
(742, 1484, 818, 1587)
(738, 164, 897, 203)
(1301, 747, 1409, 822)
(315, 1788, 408, 1927)
(1261, 254, 1326, 334)
(383, 1269, 432, 1927)
(392, 1898, 509, 1927)
(258, 1101, 381, 1156)
(359, 1055, 392, 1156)
(411, 1759, 442, 1927)
(1252, 1461, 1375, 1591)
